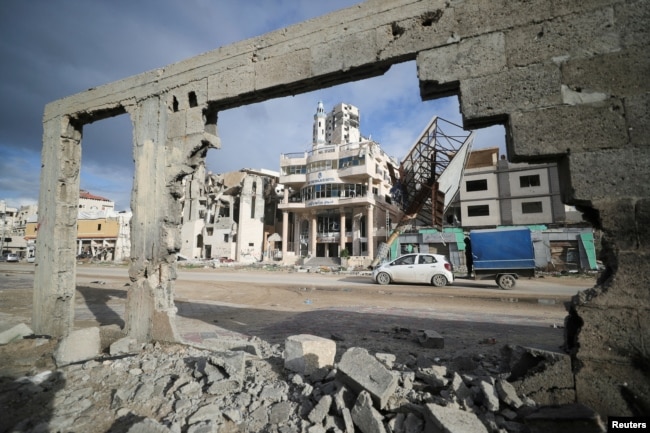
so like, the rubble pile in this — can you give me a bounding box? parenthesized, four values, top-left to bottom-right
(0, 331, 605, 433)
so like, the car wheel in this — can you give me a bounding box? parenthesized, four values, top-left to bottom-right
(431, 274, 448, 287)
(376, 272, 391, 285)
(497, 274, 516, 290)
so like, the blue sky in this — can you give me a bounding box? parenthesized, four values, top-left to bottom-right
(0, 1, 505, 211)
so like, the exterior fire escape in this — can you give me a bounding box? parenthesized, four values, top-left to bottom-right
(370, 116, 474, 268)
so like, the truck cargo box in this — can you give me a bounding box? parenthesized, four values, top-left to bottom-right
(470, 228, 535, 270)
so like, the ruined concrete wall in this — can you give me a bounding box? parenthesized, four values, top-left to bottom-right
(38, 0, 649, 416)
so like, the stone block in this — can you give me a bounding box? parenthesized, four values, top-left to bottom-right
(417, 32, 506, 87)
(185, 107, 205, 135)
(506, 8, 620, 67)
(54, 327, 101, 367)
(561, 148, 650, 202)
(461, 63, 562, 124)
(337, 347, 398, 409)
(510, 103, 628, 160)
(594, 199, 639, 251)
(616, 0, 650, 49)
(523, 403, 607, 433)
(0, 323, 33, 345)
(284, 334, 336, 375)
(625, 91, 650, 147)
(351, 391, 386, 433)
(207, 64, 255, 102)
(452, 0, 552, 39)
(562, 47, 648, 99)
(255, 48, 311, 91)
(418, 330, 444, 348)
(424, 403, 489, 433)
(312, 29, 379, 75)
(377, 7, 455, 63)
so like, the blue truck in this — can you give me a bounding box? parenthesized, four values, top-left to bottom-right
(467, 227, 536, 289)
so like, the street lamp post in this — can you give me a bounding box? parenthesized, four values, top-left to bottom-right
(0, 212, 6, 256)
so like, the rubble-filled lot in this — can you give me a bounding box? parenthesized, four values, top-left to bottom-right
(0, 264, 604, 432)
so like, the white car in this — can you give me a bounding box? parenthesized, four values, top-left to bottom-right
(372, 253, 454, 287)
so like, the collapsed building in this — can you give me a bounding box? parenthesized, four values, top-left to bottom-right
(32, 0, 649, 418)
(179, 163, 282, 262)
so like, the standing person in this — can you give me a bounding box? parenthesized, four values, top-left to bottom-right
(464, 236, 473, 277)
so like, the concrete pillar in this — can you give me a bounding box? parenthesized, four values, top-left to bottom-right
(352, 212, 360, 256)
(367, 205, 374, 259)
(310, 213, 317, 257)
(125, 96, 180, 343)
(339, 211, 346, 253)
(32, 115, 82, 337)
(282, 210, 288, 263)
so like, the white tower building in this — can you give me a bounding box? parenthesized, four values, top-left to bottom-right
(313, 101, 327, 146)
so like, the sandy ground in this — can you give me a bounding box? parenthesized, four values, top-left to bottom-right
(0, 262, 598, 374)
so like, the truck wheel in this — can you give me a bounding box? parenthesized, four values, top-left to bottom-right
(376, 272, 391, 285)
(497, 274, 516, 290)
(431, 274, 448, 287)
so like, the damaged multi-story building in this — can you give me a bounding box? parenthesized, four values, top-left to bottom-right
(278, 102, 402, 266)
(179, 163, 283, 263)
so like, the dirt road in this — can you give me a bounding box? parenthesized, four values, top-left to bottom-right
(0, 262, 597, 366)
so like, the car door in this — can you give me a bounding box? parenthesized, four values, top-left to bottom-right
(415, 254, 439, 283)
(389, 254, 417, 283)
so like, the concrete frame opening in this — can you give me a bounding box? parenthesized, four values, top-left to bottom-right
(34, 0, 649, 417)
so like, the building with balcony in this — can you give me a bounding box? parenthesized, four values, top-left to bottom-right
(278, 102, 402, 265)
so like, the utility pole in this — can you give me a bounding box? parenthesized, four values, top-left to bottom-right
(0, 211, 6, 256)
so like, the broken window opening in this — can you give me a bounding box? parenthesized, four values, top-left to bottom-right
(188, 91, 198, 108)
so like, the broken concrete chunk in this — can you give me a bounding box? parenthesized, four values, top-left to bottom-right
(337, 347, 398, 410)
(450, 372, 472, 404)
(418, 330, 444, 348)
(495, 379, 523, 409)
(125, 417, 172, 433)
(478, 380, 500, 411)
(54, 327, 101, 367)
(416, 365, 448, 388)
(210, 351, 246, 381)
(308, 394, 333, 424)
(375, 353, 396, 369)
(351, 391, 386, 433)
(0, 323, 34, 345)
(424, 403, 489, 433)
(284, 334, 336, 375)
(109, 337, 141, 356)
